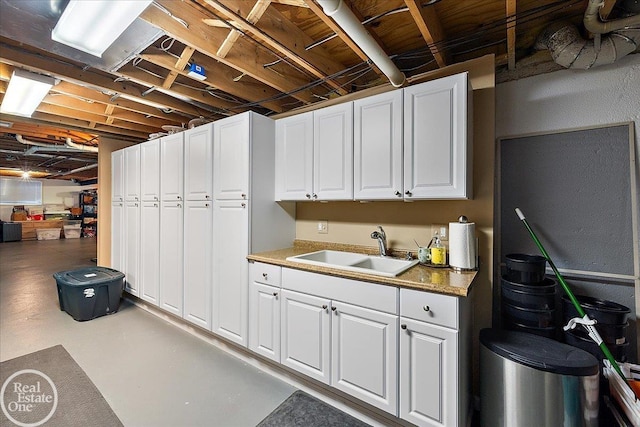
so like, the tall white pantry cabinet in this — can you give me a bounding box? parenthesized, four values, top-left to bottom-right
(111, 112, 295, 346)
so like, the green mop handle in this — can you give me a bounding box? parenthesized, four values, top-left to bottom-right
(515, 208, 626, 381)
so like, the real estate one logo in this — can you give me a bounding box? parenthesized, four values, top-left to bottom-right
(1, 369, 58, 427)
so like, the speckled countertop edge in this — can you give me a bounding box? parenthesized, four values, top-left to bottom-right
(247, 240, 477, 297)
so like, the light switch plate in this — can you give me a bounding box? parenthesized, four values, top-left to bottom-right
(317, 220, 328, 234)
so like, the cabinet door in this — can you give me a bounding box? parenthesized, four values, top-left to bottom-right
(212, 200, 249, 345)
(399, 317, 458, 427)
(159, 201, 183, 316)
(274, 112, 313, 201)
(313, 102, 353, 200)
(110, 202, 124, 271)
(281, 289, 331, 385)
(140, 139, 160, 202)
(160, 133, 184, 201)
(183, 200, 213, 329)
(403, 73, 470, 200)
(214, 114, 249, 200)
(124, 145, 141, 202)
(354, 90, 403, 200)
(140, 202, 160, 305)
(111, 150, 124, 202)
(124, 201, 140, 296)
(184, 124, 213, 201)
(331, 301, 398, 415)
(248, 281, 281, 362)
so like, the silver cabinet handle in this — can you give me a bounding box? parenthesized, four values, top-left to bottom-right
(405, 190, 412, 197)
(205, 203, 210, 207)
(331, 307, 337, 314)
(395, 191, 402, 197)
(205, 195, 210, 199)
(305, 194, 311, 199)
(241, 203, 246, 208)
(401, 324, 407, 330)
(177, 203, 182, 208)
(154, 203, 158, 207)
(322, 304, 328, 310)
(177, 195, 181, 200)
(312, 193, 317, 200)
(272, 292, 278, 297)
(262, 273, 268, 279)
(134, 203, 138, 207)
(154, 196, 158, 201)
(241, 193, 247, 199)
(423, 305, 430, 312)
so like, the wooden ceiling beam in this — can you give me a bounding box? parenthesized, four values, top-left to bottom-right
(303, 0, 384, 77)
(0, 41, 205, 117)
(506, 0, 516, 70)
(204, 0, 348, 95)
(162, 46, 196, 89)
(404, 0, 448, 68)
(139, 47, 287, 113)
(142, 1, 322, 104)
(216, 0, 272, 58)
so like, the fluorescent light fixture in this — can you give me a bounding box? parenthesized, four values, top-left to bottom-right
(187, 63, 207, 81)
(0, 70, 55, 117)
(52, 0, 153, 57)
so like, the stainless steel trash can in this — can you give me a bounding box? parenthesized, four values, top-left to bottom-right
(480, 328, 600, 426)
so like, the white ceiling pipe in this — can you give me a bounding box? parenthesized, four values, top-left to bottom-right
(64, 137, 99, 153)
(316, 0, 406, 88)
(584, 0, 640, 34)
(15, 134, 98, 153)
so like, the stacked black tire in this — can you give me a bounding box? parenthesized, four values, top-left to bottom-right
(562, 294, 630, 364)
(501, 254, 557, 339)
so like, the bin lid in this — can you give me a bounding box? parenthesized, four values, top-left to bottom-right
(480, 328, 599, 376)
(53, 267, 124, 286)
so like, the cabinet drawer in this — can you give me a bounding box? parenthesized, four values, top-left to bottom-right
(250, 262, 282, 287)
(400, 288, 458, 329)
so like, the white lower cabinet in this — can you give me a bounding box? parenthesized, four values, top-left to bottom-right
(123, 201, 140, 296)
(140, 202, 160, 305)
(248, 263, 283, 362)
(159, 201, 183, 317)
(279, 268, 399, 415)
(183, 200, 213, 329)
(399, 288, 469, 427)
(281, 289, 332, 384)
(331, 301, 398, 414)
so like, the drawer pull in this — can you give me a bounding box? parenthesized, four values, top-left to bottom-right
(405, 190, 412, 197)
(423, 305, 430, 312)
(395, 191, 402, 197)
(272, 292, 278, 297)
(331, 307, 337, 313)
(262, 273, 268, 279)
(401, 324, 407, 330)
(322, 304, 328, 310)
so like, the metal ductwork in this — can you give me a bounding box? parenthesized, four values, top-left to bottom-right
(316, 0, 406, 87)
(537, 0, 640, 69)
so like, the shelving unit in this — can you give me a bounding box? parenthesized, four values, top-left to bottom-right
(80, 190, 98, 237)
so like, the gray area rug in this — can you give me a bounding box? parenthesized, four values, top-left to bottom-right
(257, 390, 371, 427)
(0, 345, 122, 427)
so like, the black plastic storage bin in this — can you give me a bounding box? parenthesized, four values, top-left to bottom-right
(53, 267, 125, 321)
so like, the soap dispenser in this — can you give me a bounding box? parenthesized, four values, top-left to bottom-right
(430, 236, 446, 266)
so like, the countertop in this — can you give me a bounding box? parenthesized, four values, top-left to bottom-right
(248, 240, 477, 297)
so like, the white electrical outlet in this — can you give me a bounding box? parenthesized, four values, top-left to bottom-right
(433, 224, 448, 241)
(317, 220, 328, 234)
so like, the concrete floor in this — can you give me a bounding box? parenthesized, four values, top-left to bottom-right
(0, 238, 296, 426)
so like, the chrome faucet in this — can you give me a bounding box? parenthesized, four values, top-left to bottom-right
(371, 226, 388, 257)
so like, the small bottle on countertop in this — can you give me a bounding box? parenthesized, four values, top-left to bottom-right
(430, 236, 446, 266)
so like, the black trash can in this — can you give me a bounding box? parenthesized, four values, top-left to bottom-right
(53, 267, 125, 321)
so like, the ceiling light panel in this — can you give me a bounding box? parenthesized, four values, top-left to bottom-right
(0, 70, 55, 117)
(51, 0, 153, 57)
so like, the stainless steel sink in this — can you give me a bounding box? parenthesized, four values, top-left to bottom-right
(286, 250, 418, 277)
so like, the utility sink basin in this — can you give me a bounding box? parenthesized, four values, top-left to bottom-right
(286, 250, 419, 278)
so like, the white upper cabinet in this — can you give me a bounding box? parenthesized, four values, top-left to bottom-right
(403, 72, 472, 199)
(274, 112, 313, 201)
(275, 103, 353, 201)
(111, 149, 124, 202)
(124, 145, 140, 202)
(184, 124, 213, 201)
(160, 133, 184, 201)
(140, 139, 160, 202)
(353, 90, 403, 200)
(214, 114, 250, 200)
(313, 102, 353, 201)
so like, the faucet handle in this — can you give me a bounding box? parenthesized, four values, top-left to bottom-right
(377, 225, 386, 238)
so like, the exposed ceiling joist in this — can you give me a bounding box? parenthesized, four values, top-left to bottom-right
(404, 0, 448, 68)
(162, 45, 196, 89)
(506, 0, 517, 70)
